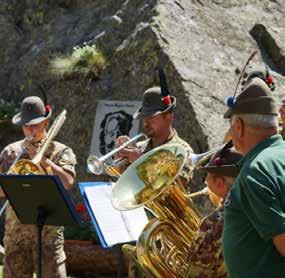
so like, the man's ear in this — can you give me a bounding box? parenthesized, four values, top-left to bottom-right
(235, 117, 245, 139)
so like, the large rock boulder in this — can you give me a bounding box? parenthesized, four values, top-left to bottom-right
(0, 0, 285, 209)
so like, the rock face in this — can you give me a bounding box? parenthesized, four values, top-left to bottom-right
(0, 0, 285, 203)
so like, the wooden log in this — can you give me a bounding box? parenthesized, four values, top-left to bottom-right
(64, 240, 129, 275)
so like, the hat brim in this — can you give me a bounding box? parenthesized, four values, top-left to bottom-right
(198, 164, 240, 177)
(133, 96, 176, 120)
(12, 110, 52, 126)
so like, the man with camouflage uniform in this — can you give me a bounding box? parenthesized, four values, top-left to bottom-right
(115, 72, 194, 277)
(0, 96, 76, 278)
(187, 142, 242, 278)
(115, 86, 193, 189)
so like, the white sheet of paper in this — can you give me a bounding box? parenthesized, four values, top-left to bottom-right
(84, 184, 148, 246)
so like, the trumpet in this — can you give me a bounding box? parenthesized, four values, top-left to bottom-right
(87, 133, 149, 176)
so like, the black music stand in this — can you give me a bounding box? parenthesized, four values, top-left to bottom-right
(0, 174, 80, 278)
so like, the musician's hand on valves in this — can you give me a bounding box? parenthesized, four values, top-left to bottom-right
(114, 135, 143, 163)
(119, 147, 142, 163)
(114, 135, 130, 159)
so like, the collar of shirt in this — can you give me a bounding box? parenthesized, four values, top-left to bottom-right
(237, 134, 284, 168)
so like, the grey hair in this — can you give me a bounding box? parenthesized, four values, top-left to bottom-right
(231, 113, 278, 129)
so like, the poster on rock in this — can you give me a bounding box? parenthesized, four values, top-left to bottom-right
(90, 100, 142, 158)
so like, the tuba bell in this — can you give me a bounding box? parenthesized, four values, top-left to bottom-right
(112, 144, 201, 277)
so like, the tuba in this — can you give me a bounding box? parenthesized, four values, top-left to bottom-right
(112, 144, 202, 277)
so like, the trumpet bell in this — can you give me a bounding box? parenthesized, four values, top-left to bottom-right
(189, 145, 225, 168)
(87, 155, 104, 175)
(111, 144, 186, 210)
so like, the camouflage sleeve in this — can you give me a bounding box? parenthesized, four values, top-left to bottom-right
(0, 146, 16, 173)
(187, 210, 226, 278)
(55, 147, 77, 177)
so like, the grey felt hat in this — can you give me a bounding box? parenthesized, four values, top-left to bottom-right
(12, 96, 52, 126)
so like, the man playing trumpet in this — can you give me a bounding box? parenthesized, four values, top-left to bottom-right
(115, 69, 193, 190)
(115, 69, 194, 277)
(0, 96, 76, 278)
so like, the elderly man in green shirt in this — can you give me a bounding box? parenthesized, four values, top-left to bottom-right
(222, 77, 285, 277)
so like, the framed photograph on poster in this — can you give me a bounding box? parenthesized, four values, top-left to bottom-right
(90, 100, 142, 157)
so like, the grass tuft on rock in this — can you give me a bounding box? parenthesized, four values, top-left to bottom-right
(50, 44, 107, 80)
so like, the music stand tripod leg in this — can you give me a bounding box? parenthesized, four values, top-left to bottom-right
(37, 207, 47, 278)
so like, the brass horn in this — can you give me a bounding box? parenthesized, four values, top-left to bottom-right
(112, 143, 226, 277)
(87, 133, 149, 176)
(189, 144, 225, 168)
(112, 144, 201, 277)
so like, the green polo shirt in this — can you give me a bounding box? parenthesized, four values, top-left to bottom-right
(222, 135, 285, 278)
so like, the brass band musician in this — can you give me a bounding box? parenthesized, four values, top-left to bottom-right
(0, 96, 76, 278)
(115, 69, 193, 191)
(114, 70, 194, 277)
(187, 143, 242, 278)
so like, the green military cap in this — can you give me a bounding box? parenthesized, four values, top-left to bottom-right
(198, 141, 243, 177)
(224, 77, 278, 119)
(133, 87, 176, 119)
(12, 96, 52, 126)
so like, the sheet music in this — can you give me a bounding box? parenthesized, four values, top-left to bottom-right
(84, 184, 148, 247)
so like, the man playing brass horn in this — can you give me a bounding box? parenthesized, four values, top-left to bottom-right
(187, 143, 242, 278)
(115, 70, 194, 277)
(0, 96, 76, 278)
(115, 69, 193, 190)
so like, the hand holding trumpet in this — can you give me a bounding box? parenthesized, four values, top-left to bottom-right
(114, 135, 144, 163)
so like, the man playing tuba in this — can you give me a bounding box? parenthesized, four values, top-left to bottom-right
(115, 69, 193, 191)
(114, 70, 194, 277)
(0, 96, 77, 278)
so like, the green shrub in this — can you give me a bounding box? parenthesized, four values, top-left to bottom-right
(50, 44, 107, 80)
(0, 100, 19, 120)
